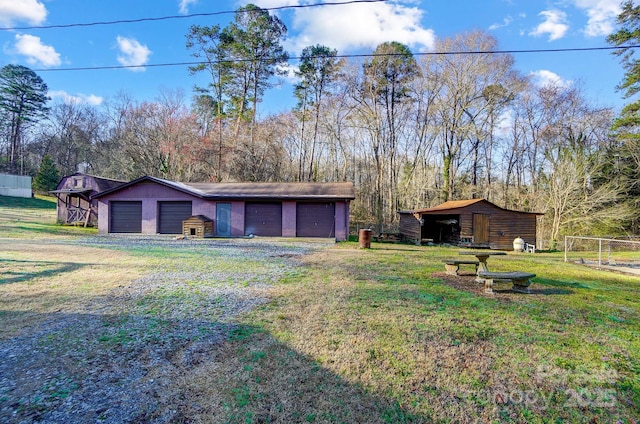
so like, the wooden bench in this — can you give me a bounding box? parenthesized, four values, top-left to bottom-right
(443, 259, 479, 275)
(477, 271, 536, 294)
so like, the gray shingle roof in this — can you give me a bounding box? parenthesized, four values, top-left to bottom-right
(93, 175, 355, 200)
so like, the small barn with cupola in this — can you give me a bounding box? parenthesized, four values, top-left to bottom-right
(398, 199, 543, 250)
(50, 173, 126, 227)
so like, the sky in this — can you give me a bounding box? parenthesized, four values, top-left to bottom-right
(0, 0, 632, 114)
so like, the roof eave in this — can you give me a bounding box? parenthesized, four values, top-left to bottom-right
(93, 175, 205, 199)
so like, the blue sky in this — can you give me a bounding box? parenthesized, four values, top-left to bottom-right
(0, 0, 630, 114)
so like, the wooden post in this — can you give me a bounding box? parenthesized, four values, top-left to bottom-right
(84, 208, 91, 227)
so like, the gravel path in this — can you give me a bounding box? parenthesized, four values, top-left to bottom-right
(0, 236, 332, 423)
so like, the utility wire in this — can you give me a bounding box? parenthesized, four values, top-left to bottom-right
(31, 44, 639, 73)
(0, 0, 389, 31)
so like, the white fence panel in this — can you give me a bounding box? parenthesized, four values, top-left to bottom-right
(0, 174, 32, 198)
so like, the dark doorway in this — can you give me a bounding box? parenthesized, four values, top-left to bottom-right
(421, 214, 460, 243)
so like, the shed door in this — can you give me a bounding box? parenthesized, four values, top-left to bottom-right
(110, 201, 142, 233)
(473, 213, 490, 244)
(245, 202, 282, 236)
(296, 202, 335, 237)
(158, 201, 192, 234)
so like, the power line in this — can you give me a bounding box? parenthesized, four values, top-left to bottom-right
(31, 44, 639, 73)
(0, 0, 389, 31)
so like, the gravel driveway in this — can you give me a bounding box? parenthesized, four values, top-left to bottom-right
(0, 236, 332, 423)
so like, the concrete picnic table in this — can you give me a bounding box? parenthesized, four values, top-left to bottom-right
(459, 250, 507, 282)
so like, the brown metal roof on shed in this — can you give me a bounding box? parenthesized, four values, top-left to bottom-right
(398, 199, 543, 250)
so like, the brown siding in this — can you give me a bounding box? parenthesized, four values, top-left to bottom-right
(398, 212, 421, 242)
(459, 211, 473, 239)
(455, 203, 537, 249)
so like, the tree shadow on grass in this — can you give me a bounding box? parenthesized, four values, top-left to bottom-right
(180, 325, 420, 423)
(534, 277, 590, 290)
(0, 259, 85, 284)
(0, 309, 423, 424)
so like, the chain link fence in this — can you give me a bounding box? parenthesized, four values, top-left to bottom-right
(564, 236, 640, 269)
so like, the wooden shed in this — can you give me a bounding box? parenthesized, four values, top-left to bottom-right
(398, 199, 543, 250)
(182, 215, 214, 238)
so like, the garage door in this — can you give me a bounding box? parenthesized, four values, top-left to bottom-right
(110, 201, 142, 233)
(158, 201, 192, 234)
(296, 202, 335, 237)
(245, 202, 282, 236)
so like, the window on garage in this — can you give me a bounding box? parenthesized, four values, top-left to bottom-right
(245, 202, 282, 236)
(158, 201, 193, 234)
(110, 201, 142, 233)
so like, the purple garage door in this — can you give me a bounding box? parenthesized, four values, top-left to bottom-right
(110, 201, 142, 233)
(158, 201, 192, 234)
(296, 202, 335, 237)
(245, 202, 282, 236)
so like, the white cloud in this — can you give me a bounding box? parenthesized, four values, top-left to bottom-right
(14, 33, 60, 67)
(116, 36, 151, 71)
(530, 70, 572, 88)
(489, 16, 513, 31)
(572, 0, 621, 37)
(283, 1, 435, 53)
(530, 10, 569, 41)
(178, 0, 197, 14)
(49, 90, 104, 106)
(0, 0, 47, 27)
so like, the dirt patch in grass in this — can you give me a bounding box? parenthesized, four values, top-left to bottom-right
(432, 271, 576, 298)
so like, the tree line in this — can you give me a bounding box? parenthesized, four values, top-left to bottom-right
(1, 2, 639, 247)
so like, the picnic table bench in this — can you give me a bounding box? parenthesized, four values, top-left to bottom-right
(443, 259, 479, 275)
(459, 250, 507, 282)
(477, 271, 536, 294)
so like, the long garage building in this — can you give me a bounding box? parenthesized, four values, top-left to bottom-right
(93, 176, 355, 241)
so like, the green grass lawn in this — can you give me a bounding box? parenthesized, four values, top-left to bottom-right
(1, 197, 638, 423)
(0, 194, 97, 238)
(207, 243, 638, 423)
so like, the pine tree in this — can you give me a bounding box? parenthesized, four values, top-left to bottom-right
(0, 65, 50, 174)
(607, 0, 640, 135)
(33, 155, 60, 193)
